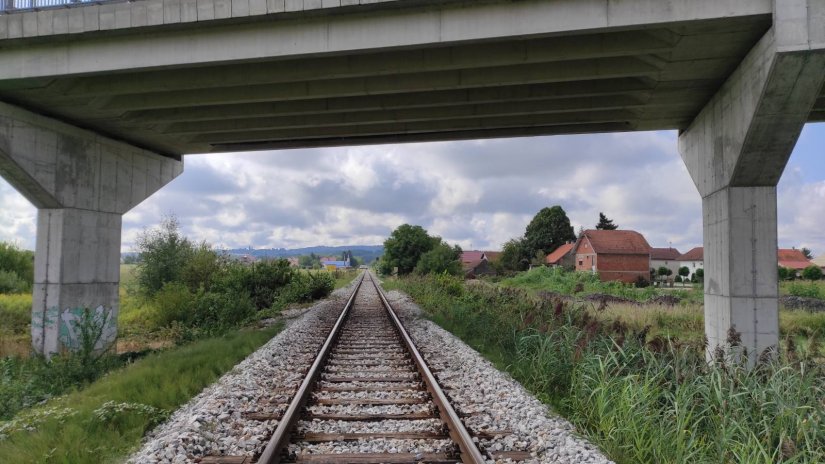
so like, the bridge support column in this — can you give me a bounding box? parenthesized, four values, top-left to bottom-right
(679, 4, 825, 364)
(0, 102, 182, 356)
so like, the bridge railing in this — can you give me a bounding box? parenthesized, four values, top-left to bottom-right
(1, 0, 111, 13)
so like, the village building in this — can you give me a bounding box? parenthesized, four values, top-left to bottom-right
(813, 255, 825, 271)
(545, 242, 575, 269)
(460, 250, 497, 278)
(676, 247, 704, 273)
(573, 229, 652, 284)
(777, 248, 813, 272)
(650, 247, 682, 275)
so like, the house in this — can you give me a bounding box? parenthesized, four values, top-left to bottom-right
(483, 251, 502, 263)
(460, 250, 497, 278)
(574, 229, 652, 284)
(677, 247, 704, 273)
(545, 242, 575, 269)
(650, 247, 682, 275)
(286, 257, 300, 267)
(321, 258, 351, 270)
(778, 248, 812, 271)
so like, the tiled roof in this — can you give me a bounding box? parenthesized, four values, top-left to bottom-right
(546, 243, 575, 264)
(461, 251, 485, 263)
(778, 248, 812, 270)
(483, 251, 502, 262)
(580, 230, 651, 255)
(677, 247, 703, 261)
(650, 247, 681, 260)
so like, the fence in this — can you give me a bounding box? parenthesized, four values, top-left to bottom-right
(1, 0, 109, 12)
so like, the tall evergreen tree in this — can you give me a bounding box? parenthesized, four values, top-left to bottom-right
(595, 212, 619, 230)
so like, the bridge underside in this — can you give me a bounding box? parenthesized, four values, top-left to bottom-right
(4, 10, 822, 155)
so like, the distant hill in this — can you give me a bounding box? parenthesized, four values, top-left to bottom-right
(123, 245, 384, 263)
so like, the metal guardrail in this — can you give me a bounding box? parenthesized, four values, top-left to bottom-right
(1, 0, 112, 13)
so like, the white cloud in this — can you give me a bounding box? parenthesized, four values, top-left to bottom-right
(0, 128, 823, 258)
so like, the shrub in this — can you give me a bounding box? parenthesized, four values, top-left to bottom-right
(135, 216, 194, 296)
(0, 242, 33, 292)
(278, 272, 334, 304)
(0, 294, 31, 335)
(802, 265, 823, 281)
(191, 289, 255, 333)
(147, 282, 193, 330)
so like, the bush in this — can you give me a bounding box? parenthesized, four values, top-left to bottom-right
(0, 294, 30, 335)
(802, 265, 823, 281)
(147, 282, 193, 330)
(135, 216, 193, 296)
(191, 290, 255, 334)
(0, 242, 33, 293)
(278, 272, 334, 305)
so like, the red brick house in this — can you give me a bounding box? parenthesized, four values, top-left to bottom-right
(574, 229, 652, 284)
(545, 242, 575, 269)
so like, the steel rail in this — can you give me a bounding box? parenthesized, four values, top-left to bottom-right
(369, 272, 486, 464)
(256, 272, 365, 464)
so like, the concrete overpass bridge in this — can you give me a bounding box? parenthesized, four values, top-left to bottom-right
(0, 0, 822, 362)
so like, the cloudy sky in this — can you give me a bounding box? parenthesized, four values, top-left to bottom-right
(1, 124, 824, 257)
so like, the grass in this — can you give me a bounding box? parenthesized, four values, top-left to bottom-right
(386, 274, 825, 463)
(501, 266, 703, 304)
(782, 280, 825, 299)
(0, 325, 281, 464)
(332, 269, 359, 289)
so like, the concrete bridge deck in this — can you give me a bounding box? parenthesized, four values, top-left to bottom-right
(0, 0, 823, 362)
(0, 0, 821, 155)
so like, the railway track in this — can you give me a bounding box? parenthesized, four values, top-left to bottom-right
(201, 271, 522, 464)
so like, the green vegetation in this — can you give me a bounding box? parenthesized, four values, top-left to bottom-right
(802, 265, 824, 281)
(0, 326, 281, 464)
(386, 275, 825, 463)
(499, 205, 576, 272)
(501, 266, 701, 304)
(0, 242, 33, 295)
(784, 280, 825, 300)
(380, 224, 462, 276)
(595, 212, 619, 230)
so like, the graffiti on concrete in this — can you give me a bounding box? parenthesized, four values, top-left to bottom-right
(57, 305, 117, 352)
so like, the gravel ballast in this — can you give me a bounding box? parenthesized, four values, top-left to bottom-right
(127, 278, 613, 463)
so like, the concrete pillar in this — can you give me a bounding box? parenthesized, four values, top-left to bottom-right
(679, 1, 825, 363)
(0, 102, 182, 356)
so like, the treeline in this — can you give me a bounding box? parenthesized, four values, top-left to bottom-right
(499, 205, 576, 272)
(377, 224, 463, 276)
(0, 242, 33, 294)
(132, 217, 334, 340)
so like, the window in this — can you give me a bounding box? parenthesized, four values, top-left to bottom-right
(579, 260, 583, 266)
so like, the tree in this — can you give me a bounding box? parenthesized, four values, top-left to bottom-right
(595, 212, 619, 230)
(678, 266, 690, 281)
(382, 224, 436, 275)
(523, 206, 575, 258)
(135, 215, 194, 296)
(415, 242, 463, 276)
(692, 268, 704, 283)
(0, 241, 34, 293)
(500, 238, 530, 272)
(657, 266, 672, 284)
(802, 247, 814, 260)
(802, 265, 823, 281)
(778, 266, 791, 281)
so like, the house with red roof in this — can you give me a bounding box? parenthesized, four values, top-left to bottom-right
(778, 248, 813, 271)
(460, 250, 497, 278)
(676, 247, 704, 274)
(573, 229, 652, 284)
(650, 247, 682, 275)
(545, 242, 575, 269)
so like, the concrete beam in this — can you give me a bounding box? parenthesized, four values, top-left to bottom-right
(97, 56, 663, 112)
(679, 2, 825, 363)
(0, 101, 183, 355)
(122, 78, 661, 124)
(0, 0, 772, 80)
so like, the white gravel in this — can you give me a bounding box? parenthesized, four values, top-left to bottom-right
(126, 278, 613, 464)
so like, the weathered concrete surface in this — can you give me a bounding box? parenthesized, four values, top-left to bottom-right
(0, 102, 182, 355)
(679, 0, 825, 363)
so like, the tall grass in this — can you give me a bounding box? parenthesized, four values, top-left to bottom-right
(388, 275, 825, 463)
(0, 326, 281, 463)
(784, 281, 825, 300)
(502, 266, 702, 303)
